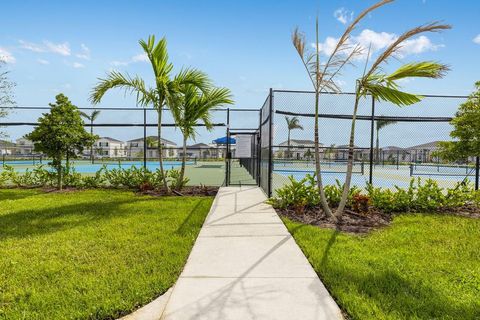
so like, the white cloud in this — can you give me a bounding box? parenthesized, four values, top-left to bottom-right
(473, 34, 480, 44)
(111, 60, 129, 66)
(72, 62, 85, 68)
(313, 29, 442, 60)
(19, 40, 45, 52)
(76, 43, 91, 60)
(333, 8, 353, 25)
(110, 53, 149, 66)
(0, 48, 16, 63)
(44, 41, 71, 56)
(37, 58, 50, 65)
(131, 53, 148, 62)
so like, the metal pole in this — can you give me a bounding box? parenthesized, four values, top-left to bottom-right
(369, 96, 375, 184)
(268, 88, 274, 197)
(225, 108, 230, 186)
(475, 156, 479, 191)
(257, 109, 262, 186)
(143, 108, 147, 169)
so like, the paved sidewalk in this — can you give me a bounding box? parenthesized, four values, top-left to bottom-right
(161, 186, 342, 320)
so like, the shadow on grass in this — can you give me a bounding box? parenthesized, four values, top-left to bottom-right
(175, 199, 210, 236)
(0, 189, 41, 202)
(0, 194, 164, 240)
(328, 267, 480, 319)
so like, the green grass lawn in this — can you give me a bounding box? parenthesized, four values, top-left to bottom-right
(283, 214, 480, 320)
(0, 189, 213, 320)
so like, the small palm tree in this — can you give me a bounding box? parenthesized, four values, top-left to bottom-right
(172, 85, 233, 190)
(375, 118, 397, 163)
(292, 0, 392, 219)
(80, 110, 101, 163)
(336, 22, 451, 217)
(285, 116, 303, 159)
(91, 35, 210, 192)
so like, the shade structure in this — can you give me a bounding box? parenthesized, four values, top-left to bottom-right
(213, 136, 236, 144)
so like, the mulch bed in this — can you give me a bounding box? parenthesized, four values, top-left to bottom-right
(277, 204, 480, 234)
(277, 207, 392, 234)
(139, 186, 219, 197)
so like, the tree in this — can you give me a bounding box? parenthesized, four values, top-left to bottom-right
(172, 85, 233, 189)
(26, 94, 97, 190)
(80, 110, 101, 163)
(0, 60, 16, 138)
(292, 0, 392, 219)
(285, 116, 303, 158)
(91, 35, 210, 193)
(375, 118, 397, 163)
(336, 23, 450, 217)
(437, 82, 480, 162)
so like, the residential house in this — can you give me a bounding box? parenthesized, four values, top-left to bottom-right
(334, 145, 364, 161)
(405, 141, 443, 163)
(126, 136, 178, 159)
(178, 143, 214, 159)
(278, 139, 318, 160)
(90, 137, 127, 158)
(15, 137, 35, 155)
(0, 140, 15, 155)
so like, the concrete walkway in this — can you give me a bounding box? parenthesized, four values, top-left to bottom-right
(161, 186, 343, 320)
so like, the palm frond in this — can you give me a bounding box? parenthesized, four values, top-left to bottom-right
(90, 70, 154, 106)
(376, 118, 397, 130)
(386, 61, 450, 82)
(363, 83, 422, 106)
(366, 22, 451, 78)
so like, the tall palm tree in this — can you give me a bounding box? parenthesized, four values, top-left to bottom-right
(80, 110, 101, 164)
(375, 118, 397, 163)
(336, 23, 451, 216)
(285, 116, 303, 159)
(291, 0, 392, 219)
(90, 35, 210, 192)
(172, 85, 233, 190)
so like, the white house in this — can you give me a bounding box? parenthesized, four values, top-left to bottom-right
(405, 141, 443, 163)
(178, 143, 216, 159)
(90, 137, 127, 158)
(15, 137, 35, 155)
(278, 139, 318, 160)
(0, 140, 15, 155)
(126, 136, 178, 159)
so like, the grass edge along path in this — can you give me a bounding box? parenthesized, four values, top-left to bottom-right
(0, 188, 213, 320)
(282, 214, 480, 320)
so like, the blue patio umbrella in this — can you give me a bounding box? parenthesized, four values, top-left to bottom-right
(213, 136, 236, 144)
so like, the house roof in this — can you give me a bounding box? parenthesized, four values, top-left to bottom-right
(382, 146, 405, 151)
(187, 143, 210, 148)
(279, 139, 319, 146)
(336, 144, 360, 149)
(127, 136, 177, 145)
(0, 140, 15, 147)
(407, 141, 443, 149)
(99, 136, 124, 143)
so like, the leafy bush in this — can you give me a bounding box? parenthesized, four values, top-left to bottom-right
(169, 169, 190, 191)
(270, 175, 480, 214)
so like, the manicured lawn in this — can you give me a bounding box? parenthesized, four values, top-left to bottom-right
(0, 189, 213, 320)
(283, 214, 480, 320)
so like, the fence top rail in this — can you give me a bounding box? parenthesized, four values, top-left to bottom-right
(271, 89, 469, 99)
(0, 122, 226, 127)
(4, 106, 260, 112)
(275, 110, 453, 122)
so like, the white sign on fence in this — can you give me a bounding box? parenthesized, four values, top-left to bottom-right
(235, 135, 252, 158)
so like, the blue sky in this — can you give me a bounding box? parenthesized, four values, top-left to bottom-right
(1, 0, 479, 145)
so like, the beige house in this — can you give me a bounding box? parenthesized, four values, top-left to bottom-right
(15, 138, 35, 155)
(278, 139, 318, 160)
(90, 137, 127, 158)
(126, 136, 178, 159)
(0, 140, 15, 155)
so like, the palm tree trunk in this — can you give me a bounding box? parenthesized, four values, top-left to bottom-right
(178, 134, 187, 190)
(90, 121, 94, 164)
(157, 107, 169, 192)
(314, 92, 334, 218)
(336, 94, 361, 216)
(287, 130, 291, 159)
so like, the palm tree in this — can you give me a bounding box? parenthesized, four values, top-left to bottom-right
(336, 23, 451, 217)
(375, 118, 397, 164)
(80, 110, 101, 163)
(291, 0, 392, 219)
(172, 85, 233, 190)
(285, 116, 303, 159)
(90, 35, 210, 192)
